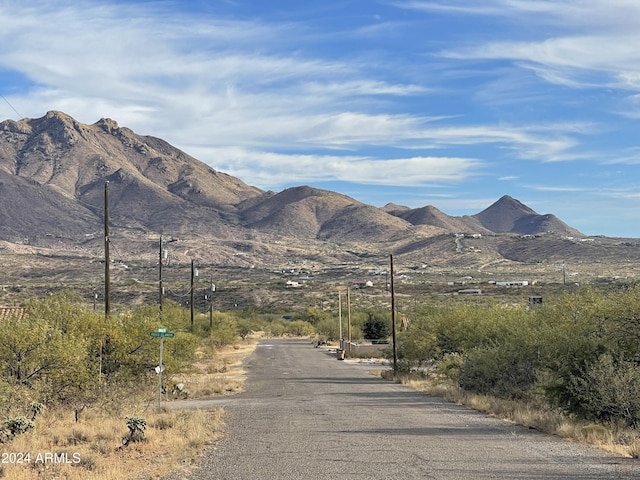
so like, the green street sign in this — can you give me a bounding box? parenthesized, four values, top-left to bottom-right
(150, 331, 174, 338)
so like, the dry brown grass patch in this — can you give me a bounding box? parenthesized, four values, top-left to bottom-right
(170, 341, 256, 400)
(1, 406, 224, 480)
(1, 340, 257, 479)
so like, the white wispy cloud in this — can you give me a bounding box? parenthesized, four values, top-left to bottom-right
(447, 36, 640, 91)
(0, 1, 590, 155)
(399, 1, 640, 94)
(526, 185, 588, 193)
(396, 1, 640, 30)
(185, 146, 482, 188)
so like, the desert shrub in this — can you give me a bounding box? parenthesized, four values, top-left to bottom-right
(266, 320, 286, 337)
(362, 311, 391, 341)
(164, 332, 199, 369)
(285, 320, 315, 337)
(435, 353, 465, 382)
(395, 322, 439, 369)
(301, 307, 331, 325)
(566, 354, 640, 428)
(209, 312, 238, 346)
(458, 343, 538, 400)
(315, 317, 340, 341)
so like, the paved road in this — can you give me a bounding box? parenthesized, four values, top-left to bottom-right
(171, 338, 637, 479)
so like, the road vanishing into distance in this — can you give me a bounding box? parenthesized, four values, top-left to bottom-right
(170, 339, 637, 479)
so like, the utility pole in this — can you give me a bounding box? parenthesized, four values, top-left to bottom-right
(338, 290, 343, 341)
(347, 287, 351, 356)
(390, 254, 398, 373)
(159, 236, 164, 314)
(190, 259, 195, 330)
(104, 181, 111, 318)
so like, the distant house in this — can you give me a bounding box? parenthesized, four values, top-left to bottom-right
(352, 280, 373, 289)
(496, 281, 529, 286)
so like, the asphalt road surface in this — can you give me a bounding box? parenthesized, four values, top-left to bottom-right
(171, 338, 637, 479)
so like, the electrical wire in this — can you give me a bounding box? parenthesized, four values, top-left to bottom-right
(1, 95, 22, 119)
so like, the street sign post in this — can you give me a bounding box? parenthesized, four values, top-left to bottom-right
(150, 328, 175, 407)
(150, 331, 174, 338)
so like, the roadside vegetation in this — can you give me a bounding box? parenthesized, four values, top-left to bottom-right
(380, 285, 640, 457)
(0, 292, 306, 479)
(4, 281, 640, 477)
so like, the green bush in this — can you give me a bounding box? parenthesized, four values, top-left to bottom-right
(566, 354, 640, 428)
(362, 311, 391, 341)
(285, 320, 315, 337)
(315, 318, 340, 341)
(435, 353, 465, 382)
(458, 344, 538, 400)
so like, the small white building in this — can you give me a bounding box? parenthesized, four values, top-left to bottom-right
(496, 281, 529, 286)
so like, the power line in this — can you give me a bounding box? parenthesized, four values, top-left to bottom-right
(1, 95, 23, 119)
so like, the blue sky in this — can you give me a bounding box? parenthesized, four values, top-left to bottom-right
(1, 1, 640, 237)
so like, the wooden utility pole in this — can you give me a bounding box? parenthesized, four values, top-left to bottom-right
(338, 290, 343, 341)
(190, 259, 195, 330)
(159, 236, 164, 314)
(104, 181, 111, 318)
(347, 287, 351, 355)
(390, 254, 397, 372)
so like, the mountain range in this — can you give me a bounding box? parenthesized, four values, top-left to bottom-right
(0, 111, 585, 266)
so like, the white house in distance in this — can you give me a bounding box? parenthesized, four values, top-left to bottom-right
(496, 281, 529, 286)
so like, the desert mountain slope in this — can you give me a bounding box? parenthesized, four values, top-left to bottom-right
(472, 195, 581, 236)
(386, 195, 580, 236)
(472, 195, 536, 232)
(1, 111, 262, 204)
(0, 111, 265, 240)
(241, 186, 415, 241)
(0, 170, 98, 241)
(390, 205, 491, 234)
(0, 111, 585, 255)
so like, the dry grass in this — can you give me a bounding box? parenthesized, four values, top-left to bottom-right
(1, 406, 223, 480)
(168, 341, 256, 399)
(386, 372, 640, 459)
(1, 340, 257, 480)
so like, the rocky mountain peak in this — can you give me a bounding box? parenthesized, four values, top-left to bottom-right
(26, 110, 90, 148)
(472, 195, 538, 233)
(95, 117, 120, 134)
